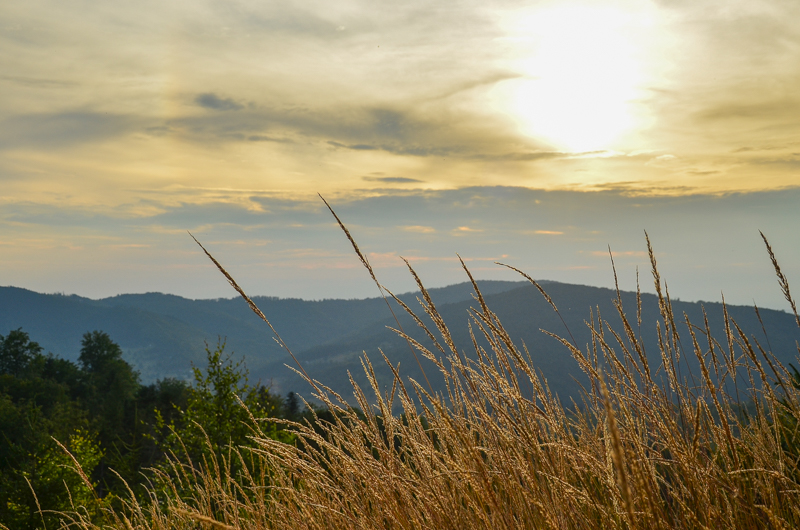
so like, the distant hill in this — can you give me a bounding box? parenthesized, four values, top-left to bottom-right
(0, 281, 524, 384)
(277, 282, 800, 410)
(2, 280, 799, 408)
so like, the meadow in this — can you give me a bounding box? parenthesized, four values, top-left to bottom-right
(39, 213, 800, 529)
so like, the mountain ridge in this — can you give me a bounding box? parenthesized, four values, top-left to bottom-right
(2, 280, 798, 406)
(0, 280, 526, 382)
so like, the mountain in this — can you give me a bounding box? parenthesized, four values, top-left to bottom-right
(0, 281, 524, 383)
(272, 281, 800, 409)
(2, 280, 799, 407)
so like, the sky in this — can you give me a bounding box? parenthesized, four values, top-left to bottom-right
(1, 0, 799, 310)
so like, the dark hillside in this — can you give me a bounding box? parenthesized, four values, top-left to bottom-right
(0, 287, 206, 381)
(3, 280, 797, 399)
(0, 281, 524, 383)
(269, 281, 800, 408)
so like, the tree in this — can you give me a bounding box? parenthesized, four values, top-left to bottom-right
(133, 378, 191, 478)
(79, 330, 127, 373)
(0, 329, 298, 527)
(0, 329, 43, 377)
(158, 340, 292, 471)
(78, 331, 140, 495)
(0, 329, 99, 530)
(286, 391, 301, 421)
(0, 393, 101, 530)
(78, 331, 140, 437)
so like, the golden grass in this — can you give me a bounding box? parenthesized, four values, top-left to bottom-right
(59, 220, 800, 529)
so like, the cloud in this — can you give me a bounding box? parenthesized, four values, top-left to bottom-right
(247, 135, 293, 143)
(0, 74, 77, 88)
(328, 141, 379, 151)
(645, 154, 678, 168)
(159, 99, 541, 164)
(0, 111, 139, 150)
(697, 99, 800, 123)
(109, 243, 151, 249)
(3, 186, 800, 307)
(362, 176, 422, 183)
(4, 0, 800, 253)
(195, 93, 244, 111)
(565, 150, 624, 160)
(401, 225, 435, 233)
(752, 157, 800, 170)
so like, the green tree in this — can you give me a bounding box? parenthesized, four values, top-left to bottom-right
(0, 329, 43, 377)
(0, 329, 195, 528)
(285, 391, 301, 421)
(0, 334, 98, 530)
(157, 340, 291, 473)
(29, 427, 105, 526)
(78, 331, 139, 440)
(78, 331, 140, 495)
(0, 330, 300, 527)
(134, 378, 191, 471)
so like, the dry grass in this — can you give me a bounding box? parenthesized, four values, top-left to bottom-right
(57, 224, 800, 529)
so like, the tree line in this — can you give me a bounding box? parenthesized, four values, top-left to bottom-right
(0, 328, 315, 529)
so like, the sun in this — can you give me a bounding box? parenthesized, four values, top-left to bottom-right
(493, 2, 656, 153)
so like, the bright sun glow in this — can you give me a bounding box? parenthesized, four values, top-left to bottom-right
(493, 3, 656, 152)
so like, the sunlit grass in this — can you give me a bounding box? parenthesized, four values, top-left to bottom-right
(53, 215, 800, 529)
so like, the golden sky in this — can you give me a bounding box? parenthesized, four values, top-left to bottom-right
(1, 0, 799, 307)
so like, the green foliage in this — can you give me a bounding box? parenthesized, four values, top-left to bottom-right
(0, 330, 195, 528)
(157, 340, 292, 465)
(0, 328, 43, 377)
(34, 429, 105, 520)
(0, 388, 95, 528)
(74, 331, 140, 498)
(0, 330, 100, 529)
(142, 340, 294, 517)
(133, 377, 191, 465)
(285, 391, 301, 422)
(0, 328, 306, 529)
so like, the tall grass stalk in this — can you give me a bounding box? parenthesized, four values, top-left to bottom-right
(60, 224, 800, 529)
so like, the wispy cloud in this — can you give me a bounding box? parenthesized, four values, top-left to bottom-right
(363, 176, 422, 183)
(401, 225, 435, 233)
(195, 93, 245, 111)
(0, 111, 141, 150)
(247, 135, 293, 143)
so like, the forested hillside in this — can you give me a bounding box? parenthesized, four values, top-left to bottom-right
(276, 281, 800, 410)
(3, 279, 799, 410)
(0, 281, 524, 384)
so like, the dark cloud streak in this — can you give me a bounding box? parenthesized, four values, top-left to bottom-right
(0, 111, 140, 150)
(195, 93, 244, 111)
(362, 176, 422, 183)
